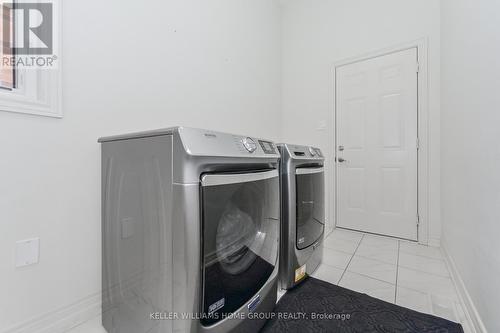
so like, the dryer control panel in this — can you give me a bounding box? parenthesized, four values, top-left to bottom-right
(279, 143, 324, 160)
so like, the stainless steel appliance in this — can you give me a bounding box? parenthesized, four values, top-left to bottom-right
(278, 144, 325, 290)
(99, 127, 280, 333)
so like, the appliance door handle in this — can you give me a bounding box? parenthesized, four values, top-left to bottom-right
(201, 169, 278, 187)
(296, 167, 324, 175)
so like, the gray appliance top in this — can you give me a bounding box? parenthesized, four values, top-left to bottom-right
(99, 126, 280, 159)
(277, 143, 324, 161)
(98, 127, 178, 142)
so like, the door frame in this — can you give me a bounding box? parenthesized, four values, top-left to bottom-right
(331, 38, 430, 245)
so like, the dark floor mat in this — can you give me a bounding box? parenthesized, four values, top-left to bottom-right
(261, 277, 464, 333)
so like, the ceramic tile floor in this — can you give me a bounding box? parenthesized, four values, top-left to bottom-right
(67, 316, 105, 333)
(313, 228, 475, 332)
(68, 228, 474, 333)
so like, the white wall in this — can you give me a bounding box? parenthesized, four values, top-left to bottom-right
(441, 0, 500, 331)
(0, 0, 282, 329)
(6, 1, 499, 331)
(280, 0, 441, 240)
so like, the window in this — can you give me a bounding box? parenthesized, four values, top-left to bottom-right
(0, 0, 14, 89)
(0, 0, 61, 117)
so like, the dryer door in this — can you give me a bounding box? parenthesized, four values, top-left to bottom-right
(200, 169, 279, 326)
(295, 167, 325, 250)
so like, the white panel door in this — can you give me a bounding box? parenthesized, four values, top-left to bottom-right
(336, 48, 418, 240)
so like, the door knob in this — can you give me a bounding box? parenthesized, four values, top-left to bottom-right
(338, 157, 347, 163)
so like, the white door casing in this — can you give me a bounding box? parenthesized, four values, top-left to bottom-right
(336, 48, 418, 240)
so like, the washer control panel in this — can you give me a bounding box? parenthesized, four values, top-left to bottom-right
(177, 127, 279, 157)
(259, 140, 277, 154)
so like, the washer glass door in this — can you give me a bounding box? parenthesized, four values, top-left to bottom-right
(200, 170, 279, 326)
(295, 167, 325, 250)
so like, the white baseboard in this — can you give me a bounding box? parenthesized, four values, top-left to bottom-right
(324, 226, 334, 238)
(441, 242, 488, 333)
(1, 292, 101, 333)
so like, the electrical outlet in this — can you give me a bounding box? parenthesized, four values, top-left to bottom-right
(15, 238, 40, 268)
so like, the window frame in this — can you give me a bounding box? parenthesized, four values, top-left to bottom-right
(0, 0, 62, 118)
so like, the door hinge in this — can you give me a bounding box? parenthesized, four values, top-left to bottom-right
(416, 62, 420, 73)
(416, 138, 420, 150)
(416, 214, 420, 226)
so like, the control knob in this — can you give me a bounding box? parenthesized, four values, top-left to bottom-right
(242, 137, 257, 153)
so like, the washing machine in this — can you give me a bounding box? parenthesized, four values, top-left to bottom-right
(277, 144, 325, 290)
(99, 127, 280, 333)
